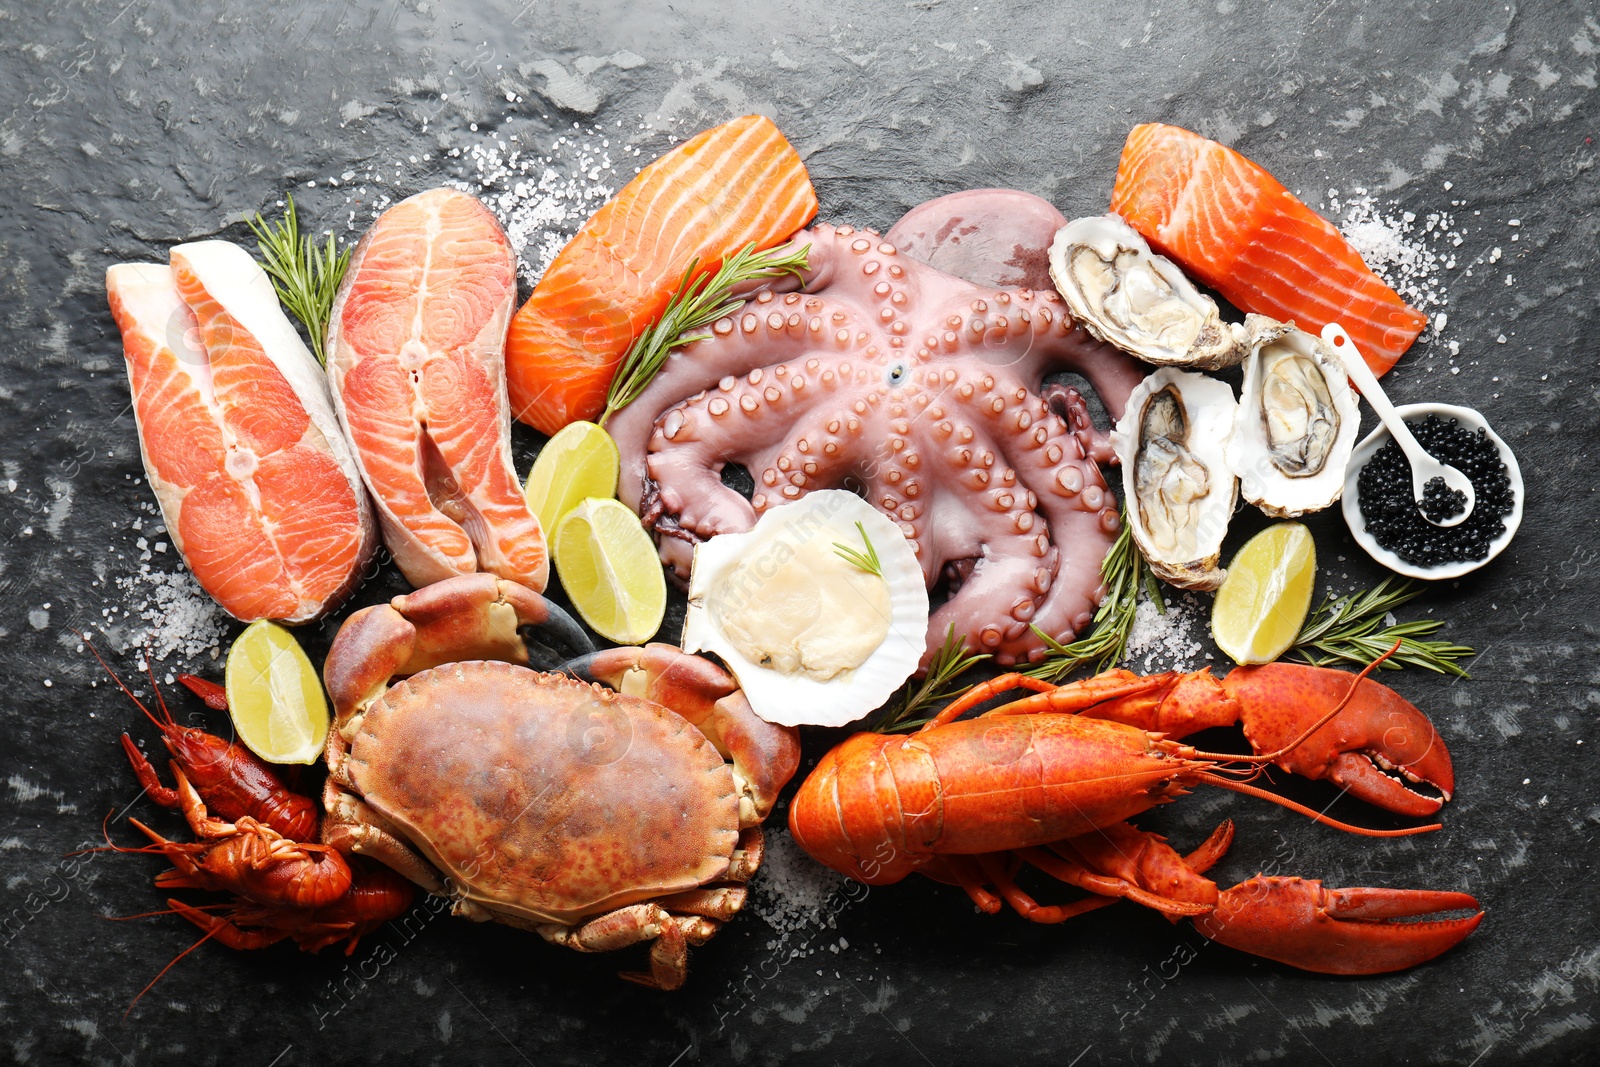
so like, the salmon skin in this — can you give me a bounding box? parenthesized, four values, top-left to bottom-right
(505, 114, 818, 434)
(1109, 123, 1426, 376)
(326, 187, 549, 592)
(106, 244, 376, 623)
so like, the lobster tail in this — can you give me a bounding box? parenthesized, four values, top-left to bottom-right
(787, 733, 929, 886)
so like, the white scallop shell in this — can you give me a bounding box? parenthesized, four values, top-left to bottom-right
(681, 490, 929, 728)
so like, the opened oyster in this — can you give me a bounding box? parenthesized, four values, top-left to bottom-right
(1048, 214, 1249, 369)
(1114, 369, 1238, 591)
(1227, 319, 1359, 518)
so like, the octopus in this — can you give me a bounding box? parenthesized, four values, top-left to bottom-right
(608, 190, 1147, 666)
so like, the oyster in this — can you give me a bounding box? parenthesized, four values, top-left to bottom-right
(682, 490, 928, 729)
(1048, 214, 1249, 369)
(1227, 318, 1359, 518)
(1115, 369, 1238, 591)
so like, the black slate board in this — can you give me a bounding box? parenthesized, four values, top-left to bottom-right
(2, 2, 1598, 1064)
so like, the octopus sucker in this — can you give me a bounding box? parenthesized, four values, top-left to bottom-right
(609, 202, 1147, 667)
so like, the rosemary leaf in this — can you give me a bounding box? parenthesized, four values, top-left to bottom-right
(598, 241, 810, 425)
(833, 522, 883, 577)
(1023, 512, 1144, 684)
(874, 625, 990, 734)
(1286, 576, 1474, 677)
(246, 194, 351, 365)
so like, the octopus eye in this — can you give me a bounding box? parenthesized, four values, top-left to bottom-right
(887, 363, 907, 386)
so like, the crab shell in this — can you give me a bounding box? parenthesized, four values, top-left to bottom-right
(343, 660, 741, 925)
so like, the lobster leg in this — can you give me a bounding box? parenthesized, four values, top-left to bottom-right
(119, 735, 182, 808)
(1194, 876, 1483, 975)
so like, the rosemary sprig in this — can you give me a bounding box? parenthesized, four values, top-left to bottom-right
(833, 522, 883, 577)
(1022, 512, 1148, 684)
(1287, 576, 1474, 676)
(598, 241, 810, 425)
(247, 194, 351, 365)
(874, 625, 991, 734)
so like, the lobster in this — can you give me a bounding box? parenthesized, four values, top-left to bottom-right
(788, 659, 1483, 975)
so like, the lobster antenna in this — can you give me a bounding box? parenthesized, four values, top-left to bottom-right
(1198, 773, 1440, 837)
(1186, 640, 1402, 765)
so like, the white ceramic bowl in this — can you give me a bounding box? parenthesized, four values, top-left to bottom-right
(1341, 402, 1523, 580)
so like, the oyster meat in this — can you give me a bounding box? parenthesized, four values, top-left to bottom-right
(1048, 214, 1249, 369)
(1227, 318, 1359, 518)
(1115, 369, 1238, 591)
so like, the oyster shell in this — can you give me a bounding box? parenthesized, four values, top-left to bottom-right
(1049, 214, 1249, 369)
(1114, 369, 1238, 591)
(1227, 318, 1359, 518)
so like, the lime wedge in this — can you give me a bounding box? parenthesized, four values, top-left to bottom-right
(224, 620, 329, 765)
(553, 498, 666, 644)
(1211, 522, 1317, 665)
(524, 421, 621, 534)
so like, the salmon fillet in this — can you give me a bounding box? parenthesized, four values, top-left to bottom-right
(326, 187, 548, 592)
(1110, 123, 1426, 376)
(106, 244, 376, 623)
(505, 114, 818, 433)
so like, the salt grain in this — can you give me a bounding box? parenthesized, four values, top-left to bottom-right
(111, 565, 228, 663)
(1124, 593, 1207, 673)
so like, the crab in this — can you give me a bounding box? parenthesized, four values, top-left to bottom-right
(319, 573, 802, 988)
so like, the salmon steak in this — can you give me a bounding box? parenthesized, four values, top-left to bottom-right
(326, 187, 548, 592)
(106, 243, 376, 623)
(505, 113, 817, 434)
(1110, 122, 1427, 376)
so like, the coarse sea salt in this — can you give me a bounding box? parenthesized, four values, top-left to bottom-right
(748, 827, 847, 937)
(1123, 593, 1209, 673)
(1338, 191, 1453, 323)
(111, 564, 228, 664)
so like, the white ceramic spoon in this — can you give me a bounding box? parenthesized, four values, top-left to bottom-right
(1320, 322, 1475, 527)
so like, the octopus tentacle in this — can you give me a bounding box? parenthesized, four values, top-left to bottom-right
(612, 286, 875, 512)
(986, 396, 1119, 663)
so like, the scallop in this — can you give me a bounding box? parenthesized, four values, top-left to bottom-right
(1114, 369, 1238, 591)
(1048, 214, 1249, 369)
(1227, 318, 1359, 518)
(681, 490, 929, 728)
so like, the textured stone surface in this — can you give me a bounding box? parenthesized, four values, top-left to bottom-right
(1, 1, 1597, 1064)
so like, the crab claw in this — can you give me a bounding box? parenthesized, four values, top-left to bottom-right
(1223, 663, 1454, 818)
(1194, 875, 1482, 974)
(565, 644, 800, 824)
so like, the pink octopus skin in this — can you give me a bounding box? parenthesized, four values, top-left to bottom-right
(608, 209, 1146, 667)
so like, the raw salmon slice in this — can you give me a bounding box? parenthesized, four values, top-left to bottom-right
(505, 114, 818, 434)
(106, 244, 376, 623)
(1110, 123, 1426, 376)
(326, 187, 549, 592)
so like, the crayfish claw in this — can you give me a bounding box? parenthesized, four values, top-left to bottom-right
(1195, 875, 1483, 975)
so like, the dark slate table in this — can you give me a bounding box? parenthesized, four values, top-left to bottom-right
(2, 2, 1597, 1064)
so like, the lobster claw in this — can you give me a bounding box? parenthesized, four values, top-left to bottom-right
(1194, 875, 1483, 975)
(1223, 663, 1454, 817)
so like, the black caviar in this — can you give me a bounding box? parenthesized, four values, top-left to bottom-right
(1356, 414, 1515, 567)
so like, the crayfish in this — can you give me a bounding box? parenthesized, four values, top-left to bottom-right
(89, 643, 414, 1006)
(789, 657, 1483, 974)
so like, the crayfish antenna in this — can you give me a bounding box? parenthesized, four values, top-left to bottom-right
(76, 632, 172, 734)
(125, 922, 224, 1017)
